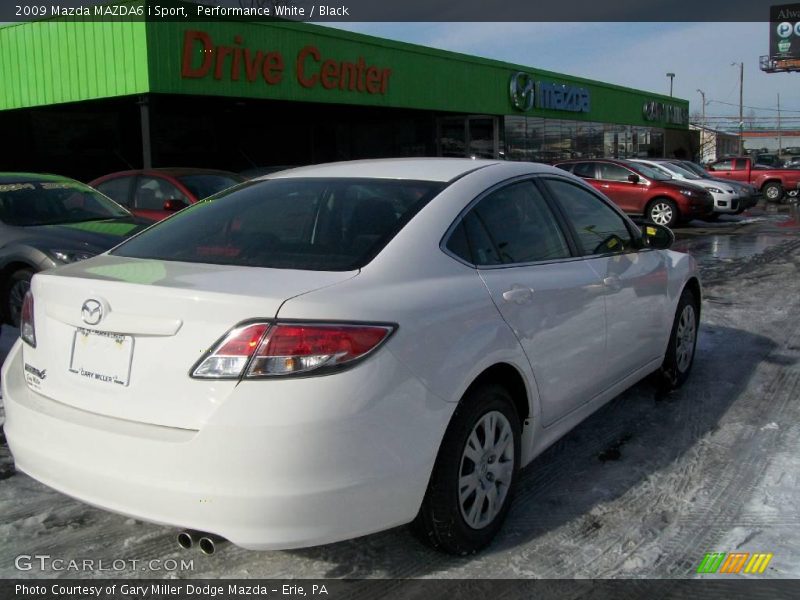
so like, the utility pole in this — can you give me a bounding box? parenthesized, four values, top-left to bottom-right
(697, 89, 706, 161)
(666, 72, 675, 97)
(778, 93, 782, 157)
(738, 62, 744, 155)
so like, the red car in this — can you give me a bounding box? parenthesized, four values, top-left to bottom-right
(90, 168, 245, 221)
(554, 159, 714, 227)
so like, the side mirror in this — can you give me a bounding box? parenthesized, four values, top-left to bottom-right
(163, 198, 188, 211)
(627, 173, 640, 184)
(641, 223, 674, 250)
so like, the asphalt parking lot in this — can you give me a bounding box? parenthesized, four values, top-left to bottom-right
(1, 202, 799, 579)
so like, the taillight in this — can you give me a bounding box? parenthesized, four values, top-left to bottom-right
(191, 322, 394, 379)
(20, 291, 36, 347)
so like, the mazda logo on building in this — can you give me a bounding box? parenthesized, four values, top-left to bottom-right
(81, 299, 103, 325)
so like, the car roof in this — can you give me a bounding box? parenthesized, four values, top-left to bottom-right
(264, 158, 509, 183)
(94, 168, 242, 179)
(0, 172, 78, 184)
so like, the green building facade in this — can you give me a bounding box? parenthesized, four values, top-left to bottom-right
(0, 6, 694, 180)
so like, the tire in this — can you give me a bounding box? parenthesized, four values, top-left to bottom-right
(763, 182, 783, 203)
(646, 198, 679, 228)
(658, 287, 699, 389)
(5, 268, 34, 328)
(411, 384, 521, 555)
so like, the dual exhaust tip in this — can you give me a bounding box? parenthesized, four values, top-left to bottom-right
(177, 530, 226, 555)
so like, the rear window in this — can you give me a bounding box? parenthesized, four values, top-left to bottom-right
(112, 178, 445, 271)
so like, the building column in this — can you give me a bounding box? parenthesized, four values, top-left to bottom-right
(139, 94, 152, 169)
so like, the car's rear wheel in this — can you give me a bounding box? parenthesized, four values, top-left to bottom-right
(763, 182, 783, 203)
(646, 198, 679, 228)
(659, 287, 699, 389)
(5, 268, 33, 328)
(412, 384, 521, 555)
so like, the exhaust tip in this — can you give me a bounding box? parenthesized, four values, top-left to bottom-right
(177, 531, 196, 550)
(198, 536, 216, 555)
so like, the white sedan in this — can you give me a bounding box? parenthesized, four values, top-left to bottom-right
(2, 159, 700, 555)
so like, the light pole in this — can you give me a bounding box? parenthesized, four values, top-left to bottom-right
(666, 72, 675, 97)
(731, 62, 744, 155)
(697, 89, 706, 161)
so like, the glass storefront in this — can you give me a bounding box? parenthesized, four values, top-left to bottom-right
(502, 116, 666, 163)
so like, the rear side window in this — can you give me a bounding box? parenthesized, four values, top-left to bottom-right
(112, 178, 444, 271)
(544, 178, 633, 256)
(572, 162, 596, 178)
(446, 180, 570, 266)
(95, 176, 134, 207)
(598, 163, 633, 182)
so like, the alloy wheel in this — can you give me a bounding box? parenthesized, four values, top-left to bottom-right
(650, 202, 674, 226)
(675, 304, 697, 373)
(458, 410, 515, 530)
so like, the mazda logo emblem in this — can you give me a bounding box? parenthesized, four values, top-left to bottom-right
(81, 299, 103, 325)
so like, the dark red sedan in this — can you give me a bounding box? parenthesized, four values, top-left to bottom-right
(90, 168, 245, 221)
(554, 159, 714, 227)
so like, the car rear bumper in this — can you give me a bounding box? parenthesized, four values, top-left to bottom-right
(2, 340, 451, 550)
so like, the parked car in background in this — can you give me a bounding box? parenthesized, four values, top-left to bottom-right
(784, 157, 800, 170)
(671, 161, 759, 212)
(90, 168, 245, 221)
(0, 173, 152, 326)
(554, 158, 714, 227)
(754, 153, 784, 168)
(3, 159, 700, 555)
(706, 157, 800, 203)
(630, 159, 740, 218)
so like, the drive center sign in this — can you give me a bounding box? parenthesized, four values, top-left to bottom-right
(180, 30, 393, 95)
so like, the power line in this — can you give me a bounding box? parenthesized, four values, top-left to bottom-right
(707, 99, 800, 114)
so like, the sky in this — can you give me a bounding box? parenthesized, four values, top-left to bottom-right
(327, 22, 800, 132)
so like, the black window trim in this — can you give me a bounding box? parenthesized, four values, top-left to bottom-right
(537, 174, 648, 258)
(439, 174, 584, 270)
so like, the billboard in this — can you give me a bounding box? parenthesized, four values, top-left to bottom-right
(770, 4, 800, 60)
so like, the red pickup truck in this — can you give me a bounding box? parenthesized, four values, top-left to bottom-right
(706, 157, 800, 203)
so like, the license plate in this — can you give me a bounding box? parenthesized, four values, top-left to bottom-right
(69, 327, 134, 386)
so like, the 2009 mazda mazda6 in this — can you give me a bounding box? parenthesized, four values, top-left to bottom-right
(2, 159, 700, 555)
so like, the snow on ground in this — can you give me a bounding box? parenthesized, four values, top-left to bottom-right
(1, 207, 799, 579)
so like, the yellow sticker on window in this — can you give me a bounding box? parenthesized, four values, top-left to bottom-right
(646, 226, 657, 236)
(608, 238, 618, 248)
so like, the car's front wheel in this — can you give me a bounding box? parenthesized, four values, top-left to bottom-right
(5, 268, 34, 328)
(412, 383, 521, 555)
(646, 198, 679, 228)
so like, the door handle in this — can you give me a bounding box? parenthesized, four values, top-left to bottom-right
(502, 286, 535, 305)
(603, 276, 622, 291)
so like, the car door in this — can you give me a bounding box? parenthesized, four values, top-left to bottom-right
(133, 176, 190, 221)
(595, 162, 649, 214)
(541, 176, 670, 389)
(446, 178, 608, 427)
